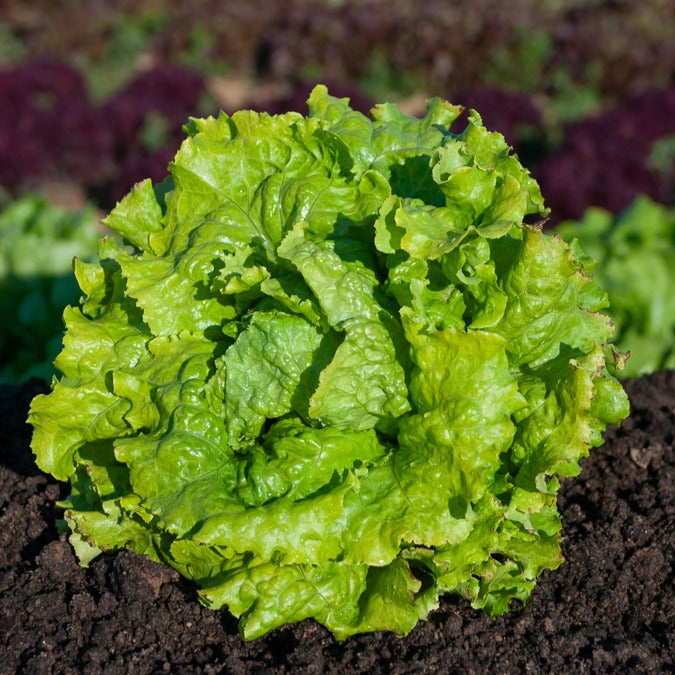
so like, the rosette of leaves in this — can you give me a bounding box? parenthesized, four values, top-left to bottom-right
(0, 192, 99, 383)
(29, 86, 629, 640)
(556, 196, 675, 378)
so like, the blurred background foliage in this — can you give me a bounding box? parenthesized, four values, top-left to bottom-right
(1, 0, 672, 108)
(1, 0, 673, 211)
(0, 0, 673, 382)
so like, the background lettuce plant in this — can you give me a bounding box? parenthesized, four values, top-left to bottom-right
(0, 191, 99, 383)
(29, 86, 629, 640)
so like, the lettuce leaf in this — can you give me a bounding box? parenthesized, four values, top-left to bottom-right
(29, 85, 629, 641)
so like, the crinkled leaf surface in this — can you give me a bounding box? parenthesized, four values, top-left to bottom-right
(29, 85, 628, 641)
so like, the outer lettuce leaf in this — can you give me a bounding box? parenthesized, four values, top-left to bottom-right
(491, 227, 614, 369)
(29, 85, 628, 641)
(30, 381, 130, 481)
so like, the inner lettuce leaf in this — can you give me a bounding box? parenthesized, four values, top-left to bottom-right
(29, 85, 629, 641)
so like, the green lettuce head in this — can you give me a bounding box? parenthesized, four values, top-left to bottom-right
(29, 86, 629, 640)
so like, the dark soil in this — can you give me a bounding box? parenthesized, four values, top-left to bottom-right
(1, 373, 673, 674)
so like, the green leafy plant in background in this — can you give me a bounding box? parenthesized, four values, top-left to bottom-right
(0, 20, 27, 64)
(29, 86, 629, 640)
(555, 196, 675, 378)
(482, 23, 553, 94)
(77, 7, 168, 101)
(648, 133, 675, 187)
(0, 191, 99, 383)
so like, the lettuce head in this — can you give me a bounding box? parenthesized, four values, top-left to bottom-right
(28, 86, 629, 640)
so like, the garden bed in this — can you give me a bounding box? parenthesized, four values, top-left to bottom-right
(1, 372, 672, 673)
